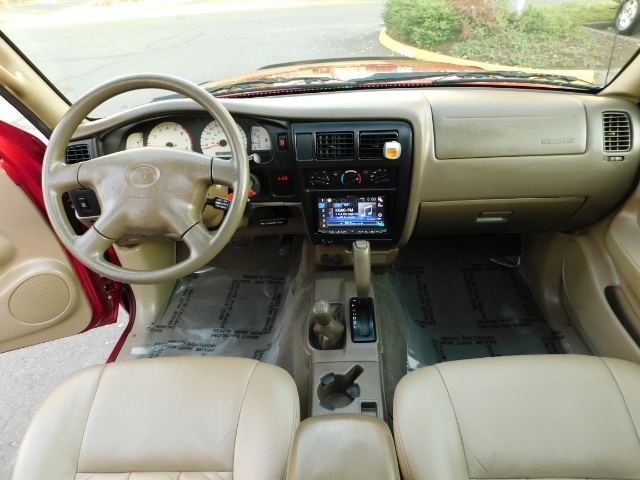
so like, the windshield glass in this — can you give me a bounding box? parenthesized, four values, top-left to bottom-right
(1, 0, 638, 117)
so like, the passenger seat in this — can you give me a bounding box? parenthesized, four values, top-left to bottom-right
(394, 355, 640, 480)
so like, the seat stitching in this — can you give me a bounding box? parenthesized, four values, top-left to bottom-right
(434, 364, 471, 480)
(231, 361, 259, 475)
(393, 408, 414, 480)
(281, 384, 299, 480)
(599, 358, 640, 448)
(75, 364, 108, 476)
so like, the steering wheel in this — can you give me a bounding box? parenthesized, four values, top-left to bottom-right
(43, 74, 249, 285)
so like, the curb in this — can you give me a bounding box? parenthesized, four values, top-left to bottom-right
(379, 28, 596, 83)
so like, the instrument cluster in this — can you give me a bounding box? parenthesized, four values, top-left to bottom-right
(122, 115, 275, 165)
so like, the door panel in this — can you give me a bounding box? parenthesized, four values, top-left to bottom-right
(0, 120, 121, 353)
(560, 178, 640, 364)
(0, 170, 93, 352)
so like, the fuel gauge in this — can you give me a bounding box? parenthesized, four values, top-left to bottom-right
(250, 126, 271, 151)
(125, 132, 144, 149)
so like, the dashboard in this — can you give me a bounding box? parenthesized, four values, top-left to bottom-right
(65, 87, 640, 254)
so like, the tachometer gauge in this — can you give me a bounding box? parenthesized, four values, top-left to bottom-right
(147, 121, 192, 150)
(125, 132, 144, 149)
(251, 126, 271, 151)
(200, 121, 247, 158)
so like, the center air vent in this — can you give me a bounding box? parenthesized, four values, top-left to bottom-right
(65, 144, 91, 164)
(360, 131, 399, 159)
(316, 132, 354, 160)
(603, 111, 631, 153)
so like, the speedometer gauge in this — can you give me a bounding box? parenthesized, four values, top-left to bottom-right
(200, 120, 247, 159)
(251, 126, 271, 151)
(147, 121, 192, 150)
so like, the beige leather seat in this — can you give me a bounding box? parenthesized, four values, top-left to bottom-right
(394, 354, 640, 480)
(13, 356, 299, 480)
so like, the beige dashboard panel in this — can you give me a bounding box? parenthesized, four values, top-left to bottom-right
(0, 170, 92, 353)
(72, 88, 640, 238)
(429, 90, 587, 159)
(420, 90, 640, 231)
(415, 197, 585, 235)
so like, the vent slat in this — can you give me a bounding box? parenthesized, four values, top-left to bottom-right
(603, 112, 632, 153)
(316, 132, 354, 160)
(66, 144, 91, 164)
(359, 131, 398, 159)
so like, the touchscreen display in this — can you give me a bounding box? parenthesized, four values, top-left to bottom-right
(317, 196, 387, 233)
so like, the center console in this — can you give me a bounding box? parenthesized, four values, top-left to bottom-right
(292, 121, 413, 247)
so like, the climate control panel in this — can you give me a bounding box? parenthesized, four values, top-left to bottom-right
(306, 168, 394, 188)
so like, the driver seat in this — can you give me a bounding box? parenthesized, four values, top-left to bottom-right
(12, 356, 300, 480)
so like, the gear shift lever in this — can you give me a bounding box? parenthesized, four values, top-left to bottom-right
(351, 240, 376, 342)
(353, 240, 371, 298)
(312, 299, 344, 350)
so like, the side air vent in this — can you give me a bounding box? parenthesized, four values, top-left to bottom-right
(360, 131, 399, 159)
(65, 144, 91, 164)
(603, 111, 631, 153)
(316, 132, 354, 160)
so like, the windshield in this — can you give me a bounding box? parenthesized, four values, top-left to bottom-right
(1, 0, 639, 117)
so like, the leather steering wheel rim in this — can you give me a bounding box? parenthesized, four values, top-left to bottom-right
(43, 73, 249, 285)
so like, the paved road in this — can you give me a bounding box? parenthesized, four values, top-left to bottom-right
(2, 0, 390, 116)
(0, 1, 388, 477)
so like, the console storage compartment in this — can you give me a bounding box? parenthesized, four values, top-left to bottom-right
(286, 414, 400, 479)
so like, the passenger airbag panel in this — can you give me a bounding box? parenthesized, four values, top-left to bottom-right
(430, 91, 587, 159)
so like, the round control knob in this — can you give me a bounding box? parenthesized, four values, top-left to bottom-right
(341, 170, 362, 186)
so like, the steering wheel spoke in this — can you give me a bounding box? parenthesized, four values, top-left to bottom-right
(211, 156, 239, 187)
(48, 162, 83, 193)
(182, 222, 214, 258)
(74, 226, 115, 262)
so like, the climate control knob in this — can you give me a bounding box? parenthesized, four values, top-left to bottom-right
(341, 170, 362, 186)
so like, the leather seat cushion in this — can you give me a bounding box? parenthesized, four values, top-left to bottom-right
(13, 356, 299, 480)
(393, 354, 640, 480)
(287, 414, 400, 479)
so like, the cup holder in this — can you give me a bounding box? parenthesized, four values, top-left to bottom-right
(317, 365, 364, 410)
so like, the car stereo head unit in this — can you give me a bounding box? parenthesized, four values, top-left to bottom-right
(317, 196, 387, 234)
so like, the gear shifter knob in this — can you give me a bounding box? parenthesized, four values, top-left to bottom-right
(312, 299, 344, 349)
(353, 240, 371, 298)
(312, 299, 334, 327)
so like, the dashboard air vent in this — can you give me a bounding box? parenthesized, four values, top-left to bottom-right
(359, 131, 399, 159)
(66, 144, 91, 164)
(603, 111, 631, 153)
(316, 132, 354, 160)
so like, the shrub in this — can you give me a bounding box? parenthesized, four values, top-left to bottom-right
(451, 0, 510, 39)
(384, 0, 463, 49)
(515, 5, 577, 37)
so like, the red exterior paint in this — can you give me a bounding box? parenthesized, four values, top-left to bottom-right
(0, 120, 122, 335)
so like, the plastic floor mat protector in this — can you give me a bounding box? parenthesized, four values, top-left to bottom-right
(391, 239, 581, 370)
(118, 265, 292, 363)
